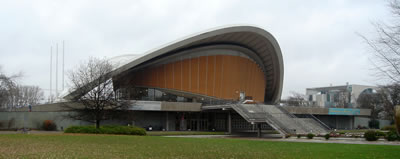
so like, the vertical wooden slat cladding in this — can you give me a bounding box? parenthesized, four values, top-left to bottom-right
(198, 56, 207, 95)
(191, 58, 199, 93)
(182, 59, 190, 92)
(159, 65, 166, 88)
(214, 55, 223, 98)
(165, 63, 173, 89)
(222, 55, 231, 99)
(129, 55, 266, 102)
(207, 56, 215, 96)
(174, 60, 182, 90)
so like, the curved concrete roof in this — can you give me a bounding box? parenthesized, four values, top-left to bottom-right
(67, 25, 284, 104)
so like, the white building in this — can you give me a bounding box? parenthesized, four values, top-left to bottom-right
(306, 84, 377, 108)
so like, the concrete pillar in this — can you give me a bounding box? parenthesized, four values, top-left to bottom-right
(165, 112, 169, 131)
(228, 111, 232, 134)
(335, 116, 338, 129)
(257, 123, 261, 138)
(350, 116, 353, 129)
(197, 113, 200, 131)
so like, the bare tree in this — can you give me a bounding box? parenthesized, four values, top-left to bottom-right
(16, 85, 44, 107)
(361, 0, 400, 121)
(357, 92, 384, 119)
(335, 91, 350, 108)
(362, 0, 400, 83)
(376, 84, 400, 120)
(65, 57, 131, 128)
(0, 66, 23, 111)
(284, 91, 308, 107)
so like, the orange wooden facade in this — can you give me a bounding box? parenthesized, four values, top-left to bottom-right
(130, 55, 266, 102)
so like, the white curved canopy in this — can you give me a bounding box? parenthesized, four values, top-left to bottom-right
(66, 25, 284, 104)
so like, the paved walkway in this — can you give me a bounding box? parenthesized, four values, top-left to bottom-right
(2, 131, 399, 146)
(164, 135, 400, 146)
(0, 130, 62, 134)
(164, 135, 236, 138)
(229, 136, 400, 146)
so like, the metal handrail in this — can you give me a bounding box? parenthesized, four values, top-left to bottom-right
(308, 113, 331, 130)
(264, 111, 295, 134)
(274, 105, 297, 118)
(255, 104, 295, 134)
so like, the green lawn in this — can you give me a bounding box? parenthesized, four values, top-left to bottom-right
(146, 131, 227, 136)
(335, 129, 380, 133)
(146, 130, 278, 136)
(0, 134, 399, 158)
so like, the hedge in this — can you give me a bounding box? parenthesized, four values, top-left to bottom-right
(306, 133, 315, 139)
(64, 125, 146, 136)
(364, 130, 379, 141)
(42, 120, 57, 131)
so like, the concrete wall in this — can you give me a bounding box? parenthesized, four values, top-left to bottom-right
(0, 112, 90, 130)
(0, 111, 170, 131)
(161, 102, 201, 112)
(284, 106, 371, 116)
(315, 115, 353, 129)
(354, 117, 392, 129)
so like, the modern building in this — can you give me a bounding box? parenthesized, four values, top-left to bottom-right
(1, 26, 379, 136)
(306, 84, 377, 108)
(63, 25, 288, 134)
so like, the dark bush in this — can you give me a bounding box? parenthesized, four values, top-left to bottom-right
(357, 125, 368, 129)
(324, 134, 330, 140)
(376, 131, 386, 137)
(307, 133, 315, 139)
(42, 120, 57, 131)
(297, 134, 301, 138)
(285, 134, 291, 138)
(386, 131, 398, 141)
(368, 119, 380, 129)
(381, 125, 396, 132)
(364, 130, 379, 141)
(64, 125, 146, 136)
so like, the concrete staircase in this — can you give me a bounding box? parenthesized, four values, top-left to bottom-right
(230, 104, 329, 135)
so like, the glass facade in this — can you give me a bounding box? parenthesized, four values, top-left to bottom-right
(118, 87, 193, 102)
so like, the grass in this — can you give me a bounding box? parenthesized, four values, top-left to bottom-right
(335, 129, 379, 133)
(146, 130, 279, 136)
(146, 131, 227, 136)
(0, 134, 399, 158)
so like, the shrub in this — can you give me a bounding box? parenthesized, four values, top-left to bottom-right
(381, 125, 396, 132)
(396, 106, 400, 135)
(307, 133, 315, 139)
(376, 131, 386, 137)
(297, 134, 301, 138)
(285, 134, 291, 138)
(324, 134, 330, 140)
(64, 125, 146, 136)
(42, 120, 57, 131)
(368, 119, 380, 129)
(357, 125, 368, 129)
(386, 131, 398, 141)
(364, 130, 379, 141)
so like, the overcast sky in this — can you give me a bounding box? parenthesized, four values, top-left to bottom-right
(0, 0, 392, 99)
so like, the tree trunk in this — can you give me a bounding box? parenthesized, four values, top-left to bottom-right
(95, 120, 101, 129)
(395, 106, 400, 136)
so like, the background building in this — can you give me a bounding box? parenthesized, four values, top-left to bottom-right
(306, 84, 377, 108)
